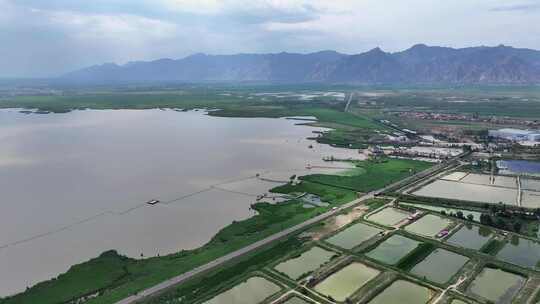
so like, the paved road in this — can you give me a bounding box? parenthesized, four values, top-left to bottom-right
(116, 158, 460, 304)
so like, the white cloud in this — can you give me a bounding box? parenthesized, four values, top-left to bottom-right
(1, 0, 539, 77)
(47, 11, 178, 42)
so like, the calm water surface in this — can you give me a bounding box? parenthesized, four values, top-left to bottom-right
(0, 109, 359, 296)
(498, 160, 540, 176)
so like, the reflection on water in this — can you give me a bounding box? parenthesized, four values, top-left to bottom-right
(498, 160, 540, 176)
(496, 236, 540, 270)
(0, 109, 359, 296)
(445, 224, 492, 251)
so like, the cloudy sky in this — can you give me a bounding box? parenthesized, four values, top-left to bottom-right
(1, 0, 539, 77)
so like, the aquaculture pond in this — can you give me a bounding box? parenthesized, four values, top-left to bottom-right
(367, 280, 433, 304)
(413, 179, 518, 205)
(492, 176, 518, 188)
(496, 236, 540, 270)
(498, 160, 540, 176)
(313, 262, 380, 302)
(400, 202, 482, 222)
(441, 171, 468, 181)
(274, 247, 336, 280)
(521, 190, 540, 208)
(467, 267, 525, 304)
(205, 277, 281, 304)
(521, 178, 540, 191)
(460, 173, 493, 186)
(405, 214, 452, 237)
(325, 222, 383, 250)
(409, 249, 469, 284)
(367, 207, 411, 227)
(366, 235, 421, 265)
(282, 296, 312, 304)
(445, 224, 492, 251)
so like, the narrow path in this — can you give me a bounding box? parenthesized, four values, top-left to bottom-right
(344, 92, 353, 112)
(517, 175, 522, 207)
(431, 276, 467, 304)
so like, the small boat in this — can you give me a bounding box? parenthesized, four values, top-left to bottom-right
(146, 199, 160, 205)
(436, 230, 449, 238)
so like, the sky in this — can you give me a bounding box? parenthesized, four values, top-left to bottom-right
(1, 0, 539, 77)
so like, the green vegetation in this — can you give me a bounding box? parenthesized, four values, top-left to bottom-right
(144, 238, 302, 304)
(0, 251, 131, 304)
(301, 159, 432, 192)
(364, 198, 388, 211)
(270, 181, 356, 203)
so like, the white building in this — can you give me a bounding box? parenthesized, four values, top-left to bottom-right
(488, 128, 540, 142)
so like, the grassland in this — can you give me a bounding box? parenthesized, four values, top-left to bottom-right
(301, 159, 432, 192)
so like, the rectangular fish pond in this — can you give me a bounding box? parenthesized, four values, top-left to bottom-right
(324, 222, 384, 250)
(366, 235, 422, 266)
(409, 248, 469, 285)
(445, 224, 493, 251)
(313, 262, 380, 302)
(405, 214, 452, 238)
(521, 190, 540, 208)
(412, 179, 518, 205)
(205, 276, 281, 304)
(367, 280, 434, 304)
(274, 246, 337, 280)
(521, 178, 540, 191)
(467, 267, 525, 304)
(367, 207, 411, 227)
(496, 236, 540, 270)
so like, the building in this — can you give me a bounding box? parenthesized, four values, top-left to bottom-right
(488, 128, 540, 142)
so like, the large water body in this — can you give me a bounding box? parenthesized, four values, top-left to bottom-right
(0, 109, 361, 296)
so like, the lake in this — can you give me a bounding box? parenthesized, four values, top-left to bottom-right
(0, 109, 360, 296)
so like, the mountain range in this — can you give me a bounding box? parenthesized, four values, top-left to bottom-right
(63, 44, 540, 85)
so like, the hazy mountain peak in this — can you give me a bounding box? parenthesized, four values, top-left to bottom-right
(367, 47, 386, 54)
(62, 45, 540, 84)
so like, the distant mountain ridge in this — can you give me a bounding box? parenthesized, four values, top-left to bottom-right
(63, 45, 540, 84)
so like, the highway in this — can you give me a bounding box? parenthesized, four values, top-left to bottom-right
(116, 156, 461, 304)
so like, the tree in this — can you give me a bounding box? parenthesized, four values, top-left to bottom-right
(466, 214, 474, 221)
(495, 218, 506, 229)
(456, 211, 464, 219)
(480, 213, 493, 226)
(480, 213, 488, 225)
(513, 221, 522, 233)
